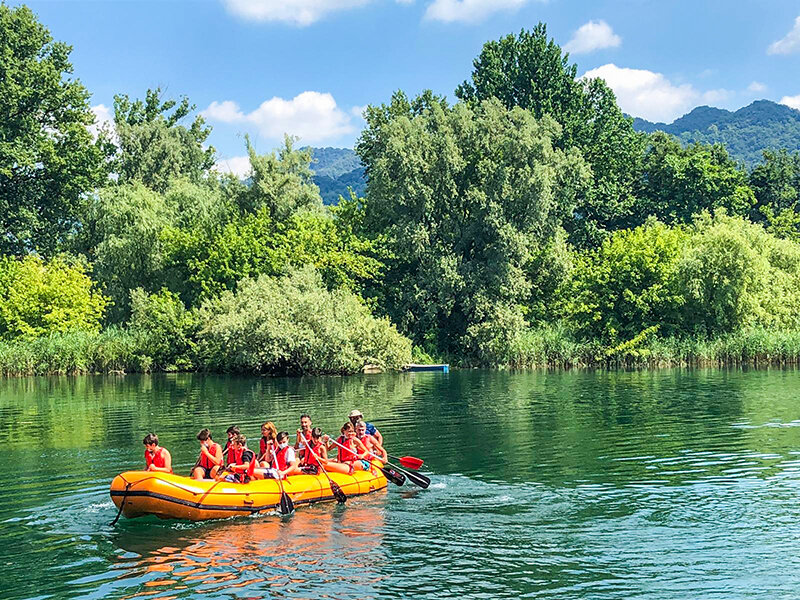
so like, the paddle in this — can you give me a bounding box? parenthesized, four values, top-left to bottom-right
(300, 432, 347, 504)
(271, 448, 295, 515)
(388, 454, 424, 470)
(326, 436, 410, 487)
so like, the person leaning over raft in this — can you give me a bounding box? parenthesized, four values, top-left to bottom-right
(217, 434, 255, 483)
(143, 433, 172, 473)
(348, 410, 383, 446)
(192, 428, 223, 480)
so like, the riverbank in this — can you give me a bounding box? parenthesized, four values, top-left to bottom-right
(3, 325, 800, 376)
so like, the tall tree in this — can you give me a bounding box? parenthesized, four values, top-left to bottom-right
(0, 4, 104, 255)
(111, 87, 215, 192)
(455, 24, 645, 246)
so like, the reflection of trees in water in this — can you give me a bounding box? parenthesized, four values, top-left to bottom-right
(111, 501, 386, 598)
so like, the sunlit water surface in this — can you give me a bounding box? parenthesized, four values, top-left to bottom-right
(3, 369, 800, 599)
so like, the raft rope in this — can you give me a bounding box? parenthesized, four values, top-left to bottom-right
(109, 480, 131, 526)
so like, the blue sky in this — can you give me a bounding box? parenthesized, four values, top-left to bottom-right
(16, 0, 800, 175)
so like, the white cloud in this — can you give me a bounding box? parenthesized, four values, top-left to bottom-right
(748, 81, 767, 93)
(780, 95, 800, 111)
(564, 20, 621, 55)
(424, 0, 529, 24)
(223, 0, 372, 26)
(768, 16, 800, 55)
(202, 91, 355, 144)
(89, 103, 113, 140)
(350, 105, 367, 119)
(581, 63, 730, 123)
(215, 155, 253, 179)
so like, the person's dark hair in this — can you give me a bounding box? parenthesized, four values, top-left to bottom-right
(311, 427, 322, 439)
(197, 428, 212, 441)
(276, 431, 289, 444)
(226, 425, 240, 436)
(300, 413, 311, 421)
(234, 433, 247, 445)
(143, 433, 158, 446)
(341, 422, 354, 433)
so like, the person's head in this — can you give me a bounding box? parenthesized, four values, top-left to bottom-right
(310, 426, 322, 440)
(276, 431, 290, 447)
(197, 428, 212, 443)
(341, 422, 355, 438)
(348, 409, 364, 425)
(226, 425, 240, 441)
(300, 414, 312, 431)
(143, 433, 159, 449)
(355, 420, 367, 437)
(232, 433, 246, 449)
(261, 421, 277, 440)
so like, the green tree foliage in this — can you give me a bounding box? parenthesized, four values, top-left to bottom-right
(637, 132, 755, 224)
(565, 220, 688, 344)
(0, 255, 108, 339)
(749, 149, 800, 240)
(196, 267, 412, 375)
(111, 88, 215, 192)
(0, 4, 104, 255)
(129, 288, 196, 370)
(455, 24, 645, 246)
(356, 93, 589, 359)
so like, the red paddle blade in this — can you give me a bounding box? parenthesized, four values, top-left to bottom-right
(398, 456, 424, 470)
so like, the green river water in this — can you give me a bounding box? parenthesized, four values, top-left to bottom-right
(2, 368, 800, 599)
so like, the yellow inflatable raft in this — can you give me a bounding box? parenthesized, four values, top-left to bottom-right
(110, 465, 387, 521)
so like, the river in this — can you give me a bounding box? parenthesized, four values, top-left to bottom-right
(2, 368, 800, 599)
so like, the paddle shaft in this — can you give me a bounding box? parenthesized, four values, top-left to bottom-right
(326, 436, 427, 487)
(299, 432, 347, 503)
(271, 448, 294, 515)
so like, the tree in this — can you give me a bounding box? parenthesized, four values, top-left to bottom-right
(356, 94, 589, 360)
(749, 149, 800, 239)
(0, 4, 104, 255)
(637, 133, 755, 225)
(0, 255, 108, 339)
(455, 24, 645, 246)
(111, 88, 215, 192)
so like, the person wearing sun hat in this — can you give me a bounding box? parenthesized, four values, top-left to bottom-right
(348, 409, 383, 446)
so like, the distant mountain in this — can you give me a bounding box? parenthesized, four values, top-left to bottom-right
(307, 147, 365, 205)
(632, 100, 800, 167)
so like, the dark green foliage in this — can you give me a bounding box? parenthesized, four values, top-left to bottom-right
(632, 101, 800, 167)
(0, 4, 105, 255)
(314, 168, 366, 205)
(128, 288, 197, 371)
(307, 147, 362, 177)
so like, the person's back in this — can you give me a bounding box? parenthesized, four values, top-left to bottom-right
(143, 433, 172, 473)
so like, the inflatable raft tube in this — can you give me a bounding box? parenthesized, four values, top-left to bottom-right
(110, 464, 388, 521)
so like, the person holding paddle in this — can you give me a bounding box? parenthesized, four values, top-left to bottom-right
(191, 428, 223, 480)
(256, 421, 277, 468)
(143, 433, 172, 473)
(217, 434, 254, 483)
(348, 410, 383, 445)
(294, 414, 313, 461)
(356, 419, 387, 461)
(300, 427, 326, 474)
(322, 422, 371, 475)
(223, 425, 240, 466)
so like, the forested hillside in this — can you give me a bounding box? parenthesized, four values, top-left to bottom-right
(633, 100, 800, 166)
(308, 147, 365, 205)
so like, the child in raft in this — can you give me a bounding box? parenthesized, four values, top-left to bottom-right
(322, 422, 371, 475)
(192, 428, 223, 480)
(299, 427, 326, 474)
(256, 421, 277, 468)
(254, 431, 301, 479)
(143, 433, 173, 473)
(223, 425, 240, 466)
(217, 434, 254, 483)
(356, 419, 388, 462)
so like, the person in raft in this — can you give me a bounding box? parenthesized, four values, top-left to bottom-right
(256, 421, 277, 468)
(356, 419, 387, 461)
(294, 413, 313, 461)
(254, 430, 301, 479)
(299, 426, 326, 474)
(143, 433, 172, 473)
(322, 422, 371, 475)
(217, 434, 254, 483)
(348, 410, 383, 446)
(223, 425, 240, 465)
(192, 428, 223, 480)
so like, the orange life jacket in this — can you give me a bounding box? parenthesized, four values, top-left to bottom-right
(229, 446, 255, 482)
(144, 447, 172, 473)
(304, 439, 321, 466)
(275, 445, 293, 471)
(337, 436, 358, 462)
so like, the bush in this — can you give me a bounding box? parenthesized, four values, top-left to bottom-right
(0, 255, 109, 339)
(196, 266, 412, 375)
(129, 288, 197, 370)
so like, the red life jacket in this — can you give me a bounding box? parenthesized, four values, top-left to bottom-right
(230, 446, 255, 481)
(304, 439, 321, 466)
(144, 447, 172, 473)
(199, 441, 222, 470)
(337, 436, 358, 462)
(275, 445, 293, 471)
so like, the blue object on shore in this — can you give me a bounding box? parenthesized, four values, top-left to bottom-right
(404, 364, 449, 373)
